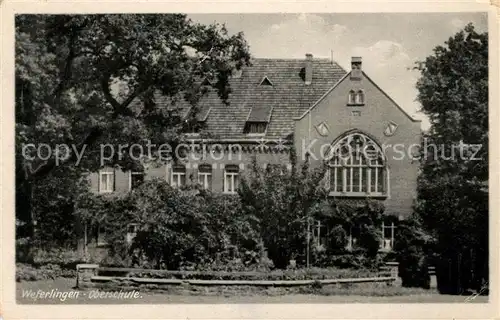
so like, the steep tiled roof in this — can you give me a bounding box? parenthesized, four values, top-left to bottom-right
(149, 58, 347, 141)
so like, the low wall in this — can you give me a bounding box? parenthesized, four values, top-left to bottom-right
(75, 264, 396, 292)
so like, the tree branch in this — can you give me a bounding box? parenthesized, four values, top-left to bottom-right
(100, 72, 149, 117)
(50, 26, 83, 108)
(26, 127, 103, 181)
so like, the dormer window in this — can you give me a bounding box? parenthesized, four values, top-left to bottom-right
(185, 105, 211, 136)
(259, 76, 273, 86)
(244, 105, 273, 135)
(246, 122, 267, 134)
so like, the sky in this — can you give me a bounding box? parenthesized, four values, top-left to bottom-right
(189, 13, 488, 130)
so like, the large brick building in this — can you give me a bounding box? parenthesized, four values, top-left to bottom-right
(89, 55, 421, 250)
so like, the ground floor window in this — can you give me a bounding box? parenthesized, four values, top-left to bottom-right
(197, 164, 213, 190)
(129, 171, 145, 190)
(126, 223, 139, 245)
(96, 224, 108, 247)
(380, 221, 396, 251)
(224, 165, 239, 194)
(171, 164, 186, 188)
(99, 170, 115, 193)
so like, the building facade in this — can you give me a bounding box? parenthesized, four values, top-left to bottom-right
(88, 55, 421, 251)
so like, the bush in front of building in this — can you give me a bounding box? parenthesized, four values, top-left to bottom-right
(77, 156, 389, 271)
(78, 179, 263, 270)
(312, 199, 386, 269)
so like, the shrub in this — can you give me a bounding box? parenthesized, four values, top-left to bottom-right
(16, 263, 76, 282)
(122, 267, 379, 281)
(77, 158, 389, 272)
(84, 179, 262, 270)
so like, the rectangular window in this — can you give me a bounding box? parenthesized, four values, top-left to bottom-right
(224, 165, 239, 194)
(171, 165, 186, 188)
(126, 223, 139, 245)
(197, 165, 212, 190)
(245, 122, 267, 134)
(99, 171, 115, 193)
(380, 222, 396, 251)
(330, 165, 386, 196)
(351, 110, 361, 116)
(97, 224, 108, 246)
(129, 171, 145, 190)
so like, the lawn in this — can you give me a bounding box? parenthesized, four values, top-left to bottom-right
(16, 277, 489, 304)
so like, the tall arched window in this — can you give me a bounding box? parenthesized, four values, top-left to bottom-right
(327, 132, 387, 196)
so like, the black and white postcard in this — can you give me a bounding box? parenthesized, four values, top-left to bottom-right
(1, 1, 498, 319)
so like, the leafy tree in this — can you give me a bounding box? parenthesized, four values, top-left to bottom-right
(414, 23, 488, 294)
(238, 151, 328, 268)
(394, 214, 433, 288)
(15, 14, 251, 253)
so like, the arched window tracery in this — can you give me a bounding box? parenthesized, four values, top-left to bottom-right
(327, 132, 387, 196)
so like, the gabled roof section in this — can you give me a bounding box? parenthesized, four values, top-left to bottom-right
(246, 105, 273, 122)
(295, 72, 349, 120)
(362, 72, 421, 123)
(295, 71, 421, 123)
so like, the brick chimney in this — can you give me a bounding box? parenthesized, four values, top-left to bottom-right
(305, 53, 313, 85)
(351, 56, 362, 80)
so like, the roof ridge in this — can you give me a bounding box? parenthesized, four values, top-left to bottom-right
(252, 57, 338, 62)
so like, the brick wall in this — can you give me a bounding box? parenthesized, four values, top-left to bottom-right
(293, 70, 421, 218)
(89, 148, 292, 194)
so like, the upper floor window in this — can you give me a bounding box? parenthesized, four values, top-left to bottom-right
(224, 165, 240, 194)
(171, 164, 186, 188)
(244, 105, 272, 135)
(355, 90, 365, 105)
(245, 122, 267, 134)
(129, 171, 145, 190)
(197, 164, 213, 190)
(99, 170, 115, 193)
(327, 132, 387, 196)
(348, 90, 365, 106)
(348, 90, 356, 105)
